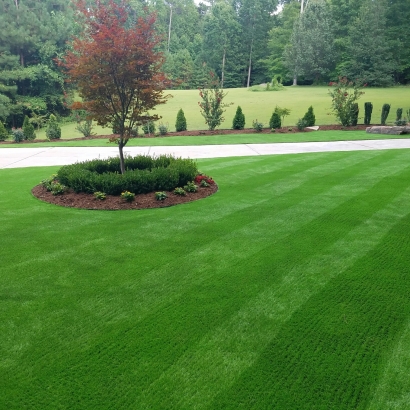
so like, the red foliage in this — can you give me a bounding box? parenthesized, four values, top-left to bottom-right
(60, 0, 170, 172)
(194, 175, 215, 185)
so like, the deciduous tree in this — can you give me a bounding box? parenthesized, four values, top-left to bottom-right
(62, 0, 170, 173)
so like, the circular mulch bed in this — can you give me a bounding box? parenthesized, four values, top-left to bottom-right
(31, 183, 218, 211)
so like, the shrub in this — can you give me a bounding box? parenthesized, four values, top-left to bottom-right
(274, 106, 290, 126)
(76, 120, 95, 138)
(22, 115, 36, 140)
(175, 108, 187, 132)
(51, 183, 66, 196)
(200, 179, 209, 187)
(41, 174, 59, 191)
(198, 75, 233, 130)
(364, 102, 373, 125)
(142, 121, 156, 135)
(194, 174, 215, 186)
(232, 106, 245, 130)
(184, 181, 198, 193)
(173, 187, 186, 196)
(269, 112, 281, 129)
(381, 103, 391, 125)
(94, 191, 106, 200)
(57, 155, 198, 196)
(11, 128, 25, 143)
(329, 77, 364, 126)
(46, 114, 61, 140)
(351, 103, 359, 126)
(0, 122, 9, 141)
(155, 191, 167, 201)
(302, 106, 315, 126)
(121, 191, 135, 202)
(296, 118, 308, 131)
(396, 108, 403, 122)
(158, 122, 168, 135)
(252, 120, 264, 132)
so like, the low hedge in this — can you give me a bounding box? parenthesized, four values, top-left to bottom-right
(57, 155, 198, 195)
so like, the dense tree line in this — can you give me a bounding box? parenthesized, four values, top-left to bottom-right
(0, 0, 409, 127)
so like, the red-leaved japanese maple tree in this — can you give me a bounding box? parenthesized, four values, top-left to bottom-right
(62, 0, 170, 173)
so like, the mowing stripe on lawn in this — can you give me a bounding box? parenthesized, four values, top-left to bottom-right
(1, 151, 410, 408)
(134, 166, 410, 409)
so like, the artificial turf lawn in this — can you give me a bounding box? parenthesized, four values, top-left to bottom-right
(1, 129, 410, 148)
(1, 149, 410, 409)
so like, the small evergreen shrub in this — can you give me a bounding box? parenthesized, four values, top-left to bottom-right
(0, 122, 9, 141)
(269, 112, 281, 129)
(175, 108, 187, 132)
(142, 121, 156, 135)
(232, 106, 245, 130)
(396, 108, 403, 121)
(252, 120, 264, 132)
(22, 115, 36, 140)
(364, 102, 373, 125)
(11, 128, 25, 143)
(351, 103, 359, 126)
(51, 183, 66, 196)
(381, 104, 391, 125)
(296, 119, 308, 131)
(302, 106, 315, 126)
(158, 122, 168, 135)
(46, 114, 61, 140)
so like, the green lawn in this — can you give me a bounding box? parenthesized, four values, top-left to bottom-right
(1, 129, 410, 148)
(1, 150, 410, 409)
(12, 85, 410, 141)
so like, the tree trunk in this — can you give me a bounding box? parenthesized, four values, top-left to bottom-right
(221, 48, 226, 88)
(118, 139, 126, 174)
(167, 5, 172, 52)
(293, 74, 297, 86)
(247, 39, 254, 88)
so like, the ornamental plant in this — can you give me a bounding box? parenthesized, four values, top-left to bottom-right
(121, 191, 135, 202)
(194, 174, 215, 186)
(351, 103, 359, 126)
(269, 112, 281, 129)
(22, 115, 36, 140)
(364, 102, 373, 125)
(252, 120, 264, 132)
(175, 109, 187, 132)
(0, 122, 8, 141)
(329, 77, 364, 126)
(232, 106, 245, 130)
(198, 74, 233, 131)
(302, 106, 315, 126)
(46, 114, 61, 140)
(274, 106, 290, 126)
(11, 128, 25, 143)
(381, 103, 391, 125)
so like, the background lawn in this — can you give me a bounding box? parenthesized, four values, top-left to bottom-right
(1, 150, 410, 409)
(14, 86, 410, 141)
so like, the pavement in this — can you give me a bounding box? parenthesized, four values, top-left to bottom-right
(1, 138, 410, 169)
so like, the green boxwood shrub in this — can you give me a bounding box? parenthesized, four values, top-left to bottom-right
(57, 155, 198, 195)
(232, 106, 245, 130)
(175, 108, 187, 132)
(23, 115, 36, 140)
(269, 112, 281, 129)
(364, 102, 373, 125)
(381, 103, 391, 125)
(302, 106, 315, 126)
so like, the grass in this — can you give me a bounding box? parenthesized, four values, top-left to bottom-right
(11, 85, 410, 141)
(1, 149, 410, 409)
(1, 129, 410, 149)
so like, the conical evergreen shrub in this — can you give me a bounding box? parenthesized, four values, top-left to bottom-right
(232, 106, 245, 130)
(269, 112, 281, 129)
(302, 106, 315, 126)
(175, 109, 187, 132)
(22, 115, 36, 140)
(364, 102, 373, 125)
(0, 121, 8, 141)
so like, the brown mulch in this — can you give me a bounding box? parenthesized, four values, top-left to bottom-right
(2, 124, 370, 144)
(32, 183, 218, 211)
